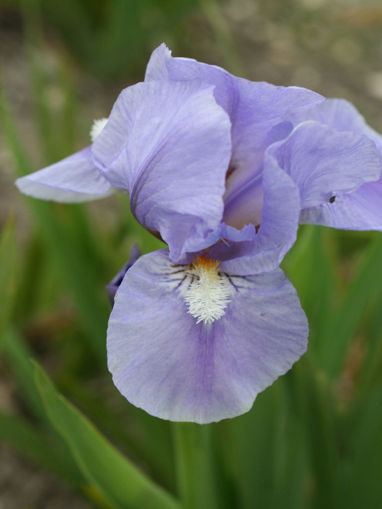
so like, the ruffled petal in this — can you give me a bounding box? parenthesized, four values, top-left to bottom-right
(269, 121, 382, 209)
(284, 99, 382, 230)
(300, 177, 382, 231)
(107, 250, 308, 423)
(286, 98, 382, 153)
(145, 43, 237, 115)
(92, 80, 232, 263)
(15, 148, 113, 203)
(224, 81, 323, 203)
(145, 44, 324, 203)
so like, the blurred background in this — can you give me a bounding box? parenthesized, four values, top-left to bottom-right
(1, 0, 382, 507)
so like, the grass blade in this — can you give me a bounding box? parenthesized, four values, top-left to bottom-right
(0, 411, 82, 486)
(173, 423, 222, 509)
(34, 361, 180, 509)
(0, 218, 17, 343)
(317, 236, 382, 377)
(0, 79, 108, 362)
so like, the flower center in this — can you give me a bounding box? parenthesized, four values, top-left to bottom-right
(180, 255, 234, 325)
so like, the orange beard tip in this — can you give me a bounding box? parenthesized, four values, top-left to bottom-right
(192, 254, 220, 272)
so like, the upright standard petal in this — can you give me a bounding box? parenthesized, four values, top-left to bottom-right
(145, 43, 237, 115)
(92, 80, 232, 262)
(286, 98, 382, 153)
(107, 250, 308, 424)
(15, 147, 113, 203)
(145, 44, 324, 201)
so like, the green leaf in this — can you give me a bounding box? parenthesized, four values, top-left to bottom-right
(0, 411, 82, 486)
(34, 362, 180, 509)
(0, 219, 17, 341)
(60, 374, 176, 492)
(12, 234, 48, 322)
(1, 329, 86, 488)
(173, 423, 222, 509)
(317, 236, 382, 377)
(2, 328, 46, 420)
(284, 226, 336, 350)
(271, 377, 309, 509)
(226, 384, 287, 509)
(291, 361, 338, 509)
(0, 78, 108, 363)
(354, 323, 382, 408)
(21, 0, 59, 163)
(339, 384, 382, 509)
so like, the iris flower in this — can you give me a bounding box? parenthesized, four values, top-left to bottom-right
(16, 45, 382, 423)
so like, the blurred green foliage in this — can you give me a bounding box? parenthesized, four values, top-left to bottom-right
(1, 1, 382, 507)
(3, 0, 199, 79)
(41, 0, 200, 78)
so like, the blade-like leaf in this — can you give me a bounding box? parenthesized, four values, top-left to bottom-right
(173, 423, 223, 509)
(0, 78, 108, 363)
(2, 328, 46, 419)
(0, 218, 17, 342)
(34, 362, 180, 509)
(1, 329, 86, 488)
(60, 374, 176, 492)
(317, 236, 382, 377)
(339, 384, 382, 509)
(0, 411, 82, 486)
(291, 360, 338, 509)
(284, 225, 336, 350)
(226, 384, 283, 509)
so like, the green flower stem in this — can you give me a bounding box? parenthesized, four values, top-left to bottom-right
(173, 423, 220, 509)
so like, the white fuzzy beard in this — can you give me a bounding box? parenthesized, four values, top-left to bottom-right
(90, 118, 108, 142)
(180, 256, 234, 325)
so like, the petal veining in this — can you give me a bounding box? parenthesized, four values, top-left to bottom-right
(92, 80, 232, 262)
(145, 44, 324, 204)
(107, 249, 308, 423)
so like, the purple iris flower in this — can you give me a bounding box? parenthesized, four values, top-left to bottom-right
(15, 44, 382, 423)
(145, 44, 382, 244)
